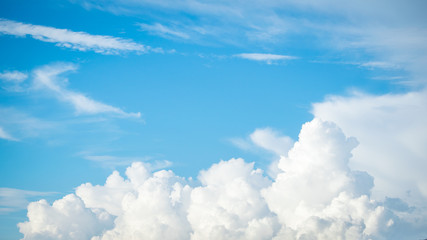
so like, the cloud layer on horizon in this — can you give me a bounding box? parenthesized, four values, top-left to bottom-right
(18, 118, 427, 240)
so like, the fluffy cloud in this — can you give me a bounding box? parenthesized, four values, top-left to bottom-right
(19, 118, 427, 239)
(312, 90, 427, 207)
(18, 194, 114, 240)
(0, 18, 147, 54)
(32, 63, 140, 118)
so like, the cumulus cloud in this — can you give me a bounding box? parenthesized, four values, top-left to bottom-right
(312, 90, 427, 207)
(19, 118, 427, 239)
(234, 53, 297, 64)
(230, 127, 293, 156)
(249, 128, 294, 156)
(32, 63, 140, 118)
(0, 18, 147, 54)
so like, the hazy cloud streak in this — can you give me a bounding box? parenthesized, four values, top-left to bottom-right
(0, 18, 148, 54)
(33, 63, 141, 118)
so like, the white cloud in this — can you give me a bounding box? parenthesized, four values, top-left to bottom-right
(139, 23, 190, 39)
(0, 70, 28, 83)
(312, 90, 427, 208)
(0, 18, 148, 54)
(19, 119, 427, 239)
(18, 194, 114, 240)
(230, 127, 293, 156)
(0, 126, 18, 141)
(234, 53, 297, 64)
(73, 1, 427, 85)
(32, 63, 141, 118)
(358, 61, 399, 69)
(249, 128, 294, 156)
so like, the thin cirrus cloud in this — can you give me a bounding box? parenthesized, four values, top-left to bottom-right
(234, 53, 297, 64)
(0, 188, 56, 214)
(17, 119, 427, 239)
(32, 63, 141, 118)
(0, 18, 148, 54)
(139, 23, 191, 40)
(0, 126, 18, 141)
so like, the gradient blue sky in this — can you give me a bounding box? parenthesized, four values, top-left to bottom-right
(1, 0, 427, 239)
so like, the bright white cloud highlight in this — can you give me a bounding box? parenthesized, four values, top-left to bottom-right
(250, 128, 294, 156)
(234, 53, 297, 64)
(313, 90, 427, 207)
(33, 63, 140, 118)
(19, 119, 427, 239)
(0, 18, 147, 54)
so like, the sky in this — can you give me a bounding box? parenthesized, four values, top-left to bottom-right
(0, 0, 427, 239)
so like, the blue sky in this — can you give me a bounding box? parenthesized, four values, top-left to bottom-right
(1, 0, 427, 239)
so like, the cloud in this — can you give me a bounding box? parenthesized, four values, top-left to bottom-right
(234, 53, 297, 64)
(0, 18, 148, 54)
(73, 0, 427, 85)
(32, 63, 140, 118)
(0, 107, 56, 141)
(18, 194, 114, 239)
(230, 127, 293, 156)
(312, 90, 427, 208)
(0, 70, 28, 92)
(0, 70, 28, 83)
(0, 126, 18, 141)
(139, 23, 190, 40)
(0, 188, 56, 214)
(18, 119, 427, 239)
(249, 128, 294, 156)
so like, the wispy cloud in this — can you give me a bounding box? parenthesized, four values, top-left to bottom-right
(234, 53, 297, 64)
(0, 70, 28, 82)
(0, 126, 18, 141)
(358, 61, 399, 69)
(0, 188, 56, 214)
(0, 107, 56, 140)
(0, 70, 28, 92)
(73, 1, 427, 85)
(0, 18, 148, 54)
(33, 63, 141, 118)
(139, 23, 190, 39)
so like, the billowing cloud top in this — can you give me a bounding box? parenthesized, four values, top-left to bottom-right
(18, 119, 426, 240)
